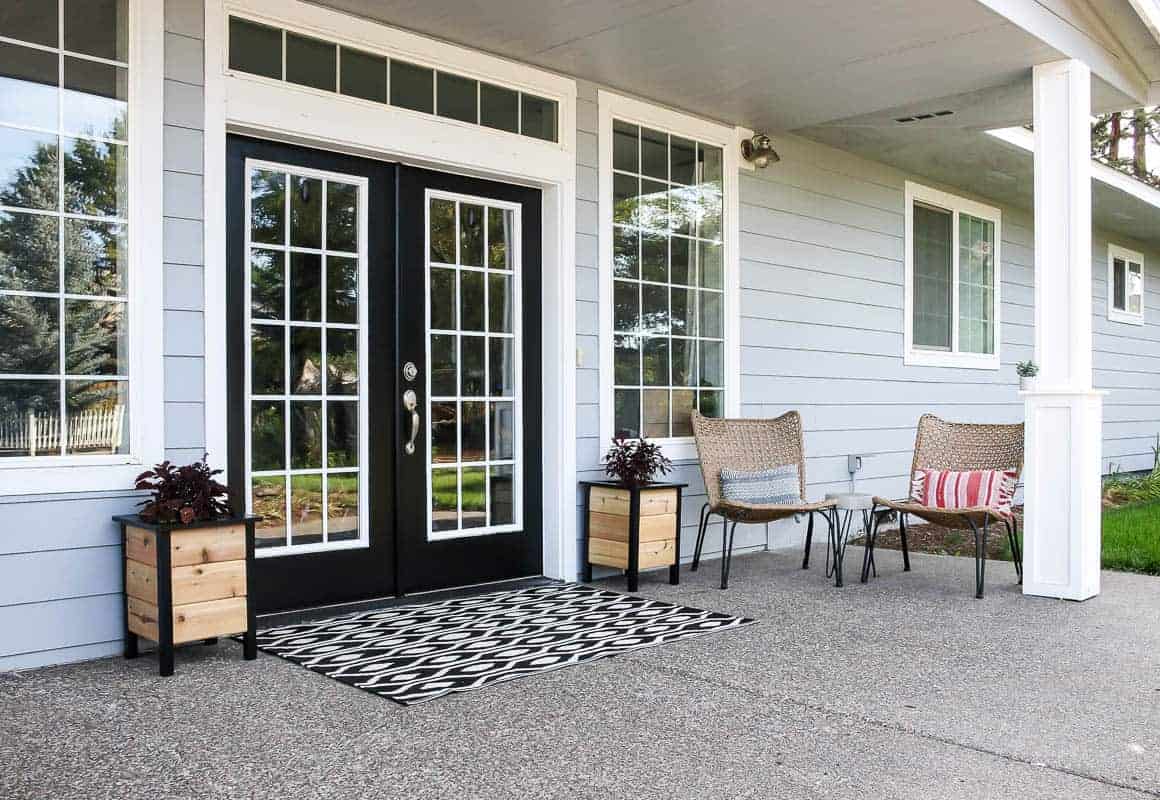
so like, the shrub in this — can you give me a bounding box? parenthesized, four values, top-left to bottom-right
(135, 455, 232, 524)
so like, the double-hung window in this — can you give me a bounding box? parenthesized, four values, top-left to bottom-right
(599, 91, 738, 456)
(1107, 244, 1144, 325)
(904, 182, 1001, 369)
(0, 1, 162, 492)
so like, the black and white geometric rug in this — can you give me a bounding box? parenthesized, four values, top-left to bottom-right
(253, 584, 756, 705)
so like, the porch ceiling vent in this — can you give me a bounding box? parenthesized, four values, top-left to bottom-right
(894, 110, 955, 123)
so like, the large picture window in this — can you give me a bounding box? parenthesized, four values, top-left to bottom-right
(1107, 244, 1144, 325)
(904, 182, 1001, 369)
(601, 96, 735, 446)
(0, 1, 133, 459)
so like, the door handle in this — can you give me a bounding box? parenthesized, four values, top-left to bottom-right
(403, 389, 420, 455)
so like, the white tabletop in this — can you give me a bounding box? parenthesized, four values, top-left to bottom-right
(825, 492, 874, 511)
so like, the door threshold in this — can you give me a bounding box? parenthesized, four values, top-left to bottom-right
(257, 575, 560, 628)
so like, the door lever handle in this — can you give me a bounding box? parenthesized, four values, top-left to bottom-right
(403, 389, 420, 455)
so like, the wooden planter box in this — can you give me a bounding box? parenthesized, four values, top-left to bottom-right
(113, 515, 258, 676)
(580, 481, 686, 592)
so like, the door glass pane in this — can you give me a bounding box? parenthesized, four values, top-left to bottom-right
(328, 474, 359, 541)
(426, 195, 523, 538)
(520, 94, 557, 142)
(489, 465, 514, 526)
(958, 213, 994, 355)
(290, 474, 324, 545)
(252, 476, 287, 549)
(913, 203, 952, 349)
(461, 466, 486, 528)
(290, 175, 322, 248)
(247, 163, 365, 550)
(432, 468, 458, 531)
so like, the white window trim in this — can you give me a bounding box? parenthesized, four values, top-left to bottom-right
(203, 0, 578, 581)
(903, 181, 1002, 371)
(0, 0, 165, 495)
(597, 91, 742, 463)
(1107, 243, 1145, 325)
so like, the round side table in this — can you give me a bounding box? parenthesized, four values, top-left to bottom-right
(824, 492, 874, 587)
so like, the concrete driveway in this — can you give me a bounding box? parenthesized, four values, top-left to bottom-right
(2, 545, 1159, 799)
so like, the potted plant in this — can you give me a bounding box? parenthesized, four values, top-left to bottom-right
(112, 455, 257, 676)
(603, 435, 673, 486)
(582, 437, 683, 591)
(1016, 360, 1039, 391)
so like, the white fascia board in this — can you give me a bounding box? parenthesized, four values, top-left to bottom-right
(976, 0, 1150, 103)
(1127, 0, 1160, 46)
(987, 125, 1160, 210)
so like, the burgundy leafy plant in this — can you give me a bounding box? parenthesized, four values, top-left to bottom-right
(135, 455, 232, 525)
(603, 436, 673, 487)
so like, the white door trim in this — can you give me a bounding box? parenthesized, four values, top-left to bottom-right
(204, 0, 578, 581)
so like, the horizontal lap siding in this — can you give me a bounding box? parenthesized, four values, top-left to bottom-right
(0, 0, 206, 672)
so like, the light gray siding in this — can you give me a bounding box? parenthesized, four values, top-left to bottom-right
(0, 0, 207, 672)
(573, 117, 1160, 568)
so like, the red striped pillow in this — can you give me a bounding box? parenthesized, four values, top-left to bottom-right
(911, 468, 1018, 515)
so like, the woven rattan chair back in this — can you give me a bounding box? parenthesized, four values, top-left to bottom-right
(908, 414, 1025, 486)
(691, 410, 807, 509)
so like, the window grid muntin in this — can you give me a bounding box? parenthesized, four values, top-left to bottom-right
(244, 159, 368, 555)
(227, 15, 559, 144)
(0, 0, 131, 459)
(610, 118, 726, 440)
(426, 191, 522, 540)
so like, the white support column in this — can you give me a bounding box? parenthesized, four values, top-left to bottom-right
(1023, 59, 1103, 601)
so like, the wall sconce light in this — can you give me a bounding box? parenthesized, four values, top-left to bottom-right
(741, 133, 779, 168)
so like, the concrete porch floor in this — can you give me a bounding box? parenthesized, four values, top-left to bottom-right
(3, 545, 1160, 800)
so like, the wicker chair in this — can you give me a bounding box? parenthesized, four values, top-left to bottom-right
(870, 414, 1025, 599)
(690, 410, 835, 589)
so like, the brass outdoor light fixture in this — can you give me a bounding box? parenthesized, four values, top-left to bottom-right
(741, 133, 779, 168)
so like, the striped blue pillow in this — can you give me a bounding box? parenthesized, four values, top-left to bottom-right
(720, 465, 802, 505)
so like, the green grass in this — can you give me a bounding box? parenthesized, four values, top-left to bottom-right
(433, 468, 486, 510)
(1102, 501, 1160, 575)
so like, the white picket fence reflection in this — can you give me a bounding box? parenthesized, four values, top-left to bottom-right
(0, 405, 125, 455)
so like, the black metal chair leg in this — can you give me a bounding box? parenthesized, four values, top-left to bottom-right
(861, 508, 880, 583)
(720, 519, 737, 590)
(966, 516, 987, 599)
(692, 503, 710, 571)
(1006, 517, 1023, 583)
(899, 512, 911, 572)
(802, 512, 815, 569)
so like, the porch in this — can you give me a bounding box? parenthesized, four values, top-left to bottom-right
(3, 546, 1158, 800)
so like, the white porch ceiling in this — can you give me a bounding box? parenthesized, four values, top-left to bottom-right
(312, 0, 1160, 245)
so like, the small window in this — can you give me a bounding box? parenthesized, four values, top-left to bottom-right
(228, 17, 282, 80)
(905, 182, 1001, 369)
(1108, 245, 1144, 325)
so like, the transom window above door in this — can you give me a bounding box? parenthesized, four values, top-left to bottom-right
(904, 182, 1002, 370)
(244, 160, 369, 555)
(1107, 244, 1144, 325)
(608, 118, 727, 440)
(226, 16, 559, 144)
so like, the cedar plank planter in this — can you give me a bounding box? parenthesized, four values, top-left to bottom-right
(113, 514, 259, 676)
(580, 480, 686, 592)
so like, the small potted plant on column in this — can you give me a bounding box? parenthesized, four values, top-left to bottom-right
(112, 456, 258, 676)
(580, 436, 685, 591)
(1017, 360, 1039, 392)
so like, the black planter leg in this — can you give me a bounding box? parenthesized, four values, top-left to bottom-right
(861, 509, 879, 583)
(692, 503, 710, 571)
(801, 512, 815, 569)
(899, 512, 911, 572)
(721, 520, 738, 590)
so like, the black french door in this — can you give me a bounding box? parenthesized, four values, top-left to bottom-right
(227, 138, 542, 613)
(395, 166, 543, 594)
